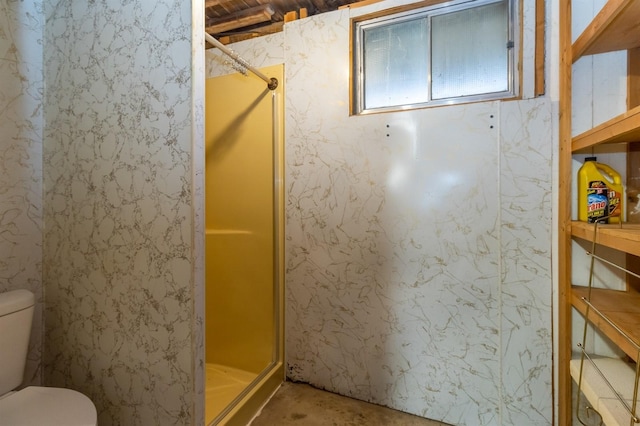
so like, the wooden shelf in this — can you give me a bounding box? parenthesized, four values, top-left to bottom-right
(572, 0, 640, 62)
(571, 221, 640, 257)
(571, 105, 640, 152)
(572, 286, 640, 362)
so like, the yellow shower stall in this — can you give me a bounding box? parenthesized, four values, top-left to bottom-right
(204, 64, 284, 425)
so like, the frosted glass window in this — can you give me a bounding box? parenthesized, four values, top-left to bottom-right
(363, 18, 428, 110)
(353, 0, 516, 114)
(431, 2, 509, 99)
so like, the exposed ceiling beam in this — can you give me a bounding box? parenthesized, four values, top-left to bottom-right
(205, 0, 234, 8)
(206, 4, 275, 34)
(213, 21, 285, 45)
(309, 0, 328, 13)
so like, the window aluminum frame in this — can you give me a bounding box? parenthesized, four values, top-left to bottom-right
(352, 0, 518, 115)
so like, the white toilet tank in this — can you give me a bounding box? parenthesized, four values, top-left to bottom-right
(0, 289, 35, 396)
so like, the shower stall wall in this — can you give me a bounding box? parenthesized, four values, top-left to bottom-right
(204, 63, 284, 425)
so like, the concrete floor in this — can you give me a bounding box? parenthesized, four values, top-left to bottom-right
(250, 382, 450, 426)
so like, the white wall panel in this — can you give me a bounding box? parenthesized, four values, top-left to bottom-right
(0, 0, 44, 388)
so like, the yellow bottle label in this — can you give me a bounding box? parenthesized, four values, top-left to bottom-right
(587, 181, 608, 223)
(608, 189, 621, 218)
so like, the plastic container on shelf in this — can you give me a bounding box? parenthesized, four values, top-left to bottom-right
(578, 157, 625, 224)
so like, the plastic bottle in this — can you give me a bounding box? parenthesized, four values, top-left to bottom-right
(578, 157, 625, 223)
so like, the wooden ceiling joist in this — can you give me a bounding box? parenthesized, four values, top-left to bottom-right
(309, 0, 329, 12)
(203, 0, 360, 42)
(205, 0, 225, 8)
(206, 4, 275, 34)
(214, 21, 285, 45)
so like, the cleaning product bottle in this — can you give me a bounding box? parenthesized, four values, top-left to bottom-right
(578, 157, 625, 223)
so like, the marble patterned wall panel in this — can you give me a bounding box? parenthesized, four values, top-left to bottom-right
(206, 32, 284, 78)
(212, 3, 555, 424)
(0, 0, 44, 387)
(284, 11, 507, 426)
(43, 0, 196, 425)
(499, 98, 553, 425)
(284, 12, 351, 140)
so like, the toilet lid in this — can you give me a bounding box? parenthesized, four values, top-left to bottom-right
(0, 386, 97, 425)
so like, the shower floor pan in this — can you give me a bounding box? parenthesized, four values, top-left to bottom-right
(205, 363, 258, 424)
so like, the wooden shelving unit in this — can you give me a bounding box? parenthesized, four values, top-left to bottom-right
(572, 106, 640, 152)
(571, 286, 640, 362)
(571, 222, 640, 258)
(559, 0, 640, 425)
(571, 0, 640, 59)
